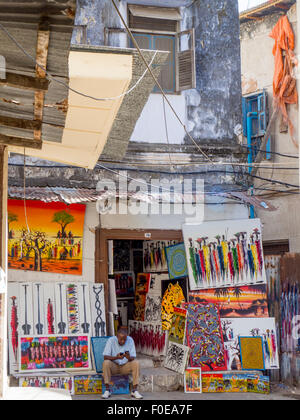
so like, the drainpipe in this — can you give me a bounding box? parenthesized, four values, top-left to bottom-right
(247, 111, 258, 219)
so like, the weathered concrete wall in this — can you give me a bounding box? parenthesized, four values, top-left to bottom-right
(72, 0, 242, 147)
(240, 4, 300, 252)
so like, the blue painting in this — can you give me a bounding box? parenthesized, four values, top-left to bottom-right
(103, 375, 130, 395)
(165, 242, 188, 280)
(91, 336, 111, 373)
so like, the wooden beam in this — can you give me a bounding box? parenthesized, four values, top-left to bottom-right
(34, 26, 50, 143)
(0, 72, 49, 91)
(0, 134, 42, 149)
(0, 115, 42, 131)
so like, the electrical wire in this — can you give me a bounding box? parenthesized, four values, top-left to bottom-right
(0, 21, 158, 102)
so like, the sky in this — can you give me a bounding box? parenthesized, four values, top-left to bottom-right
(239, 0, 267, 12)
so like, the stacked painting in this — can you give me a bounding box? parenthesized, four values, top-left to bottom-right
(8, 281, 106, 375)
(168, 218, 279, 393)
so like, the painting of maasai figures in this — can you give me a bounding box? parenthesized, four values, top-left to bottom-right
(8, 199, 85, 275)
(169, 307, 188, 345)
(128, 321, 167, 357)
(189, 285, 269, 318)
(143, 240, 173, 272)
(114, 272, 135, 298)
(19, 376, 75, 395)
(102, 375, 130, 395)
(201, 373, 270, 394)
(221, 318, 279, 370)
(183, 303, 227, 372)
(19, 335, 90, 372)
(164, 342, 190, 375)
(165, 242, 188, 280)
(182, 219, 267, 291)
(184, 369, 202, 393)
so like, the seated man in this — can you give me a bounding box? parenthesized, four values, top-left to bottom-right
(102, 327, 143, 400)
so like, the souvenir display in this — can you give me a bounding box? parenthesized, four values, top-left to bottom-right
(182, 219, 267, 291)
(165, 242, 188, 280)
(221, 317, 279, 370)
(8, 199, 85, 275)
(184, 368, 202, 393)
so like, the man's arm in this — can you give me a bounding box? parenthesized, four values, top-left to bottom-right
(104, 354, 123, 362)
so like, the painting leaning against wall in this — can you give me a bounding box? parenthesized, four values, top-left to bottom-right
(7, 199, 86, 275)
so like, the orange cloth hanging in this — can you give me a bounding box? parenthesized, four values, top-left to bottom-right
(269, 15, 298, 148)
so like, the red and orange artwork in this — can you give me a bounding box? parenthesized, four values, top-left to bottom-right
(8, 199, 86, 275)
(189, 285, 269, 318)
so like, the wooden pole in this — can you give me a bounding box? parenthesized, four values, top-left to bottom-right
(0, 145, 8, 399)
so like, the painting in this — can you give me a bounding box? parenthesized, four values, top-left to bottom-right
(221, 318, 279, 370)
(19, 335, 90, 372)
(102, 375, 130, 395)
(128, 320, 167, 357)
(182, 219, 267, 291)
(189, 285, 269, 318)
(165, 242, 188, 280)
(114, 272, 135, 298)
(19, 376, 74, 395)
(202, 373, 270, 394)
(183, 303, 227, 372)
(144, 294, 161, 322)
(135, 273, 151, 294)
(133, 291, 147, 321)
(74, 375, 102, 395)
(164, 342, 190, 375)
(169, 307, 187, 345)
(89, 283, 106, 337)
(184, 369, 202, 393)
(161, 278, 188, 303)
(8, 199, 85, 275)
(161, 282, 185, 331)
(91, 336, 111, 373)
(239, 336, 265, 371)
(143, 240, 173, 272)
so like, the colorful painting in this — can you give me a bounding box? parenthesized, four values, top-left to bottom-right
(102, 375, 130, 395)
(161, 282, 185, 331)
(8, 199, 85, 275)
(19, 376, 74, 395)
(183, 303, 227, 372)
(91, 336, 111, 373)
(202, 373, 270, 394)
(74, 375, 102, 395)
(239, 336, 265, 371)
(189, 285, 269, 318)
(184, 369, 202, 393)
(143, 240, 172, 272)
(133, 291, 147, 321)
(169, 307, 187, 345)
(19, 335, 90, 372)
(164, 342, 190, 375)
(221, 318, 279, 370)
(135, 273, 151, 294)
(182, 219, 267, 291)
(114, 272, 135, 298)
(165, 242, 188, 280)
(129, 320, 167, 357)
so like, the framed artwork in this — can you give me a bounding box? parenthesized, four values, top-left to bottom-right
(74, 375, 102, 395)
(102, 375, 130, 395)
(89, 283, 106, 337)
(189, 284, 269, 318)
(164, 342, 190, 375)
(169, 307, 188, 345)
(114, 272, 135, 298)
(143, 240, 171, 272)
(91, 336, 111, 373)
(182, 219, 267, 291)
(128, 320, 167, 357)
(144, 294, 161, 322)
(165, 242, 188, 280)
(183, 303, 227, 372)
(184, 368, 202, 393)
(8, 199, 85, 275)
(19, 376, 75, 395)
(221, 317, 279, 370)
(19, 335, 90, 373)
(202, 373, 270, 394)
(239, 336, 265, 371)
